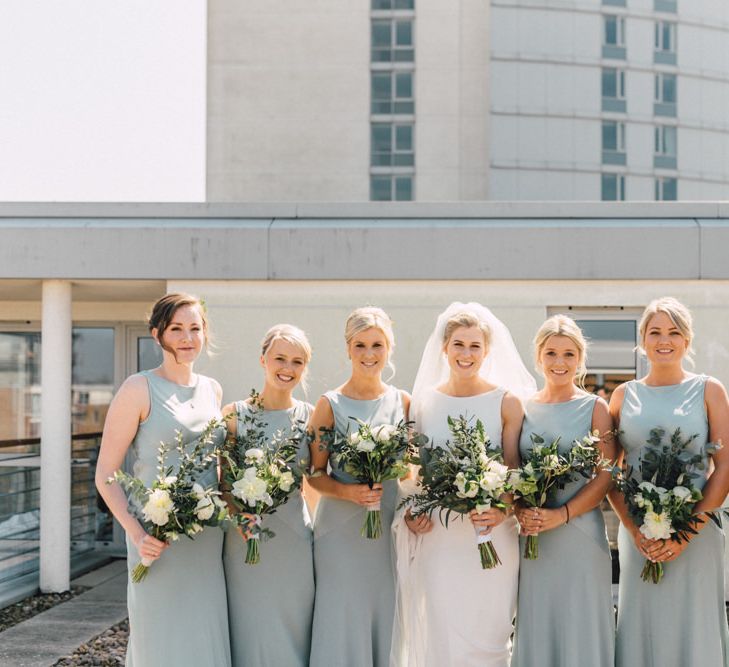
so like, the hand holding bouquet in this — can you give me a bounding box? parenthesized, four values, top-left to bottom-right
(321, 419, 416, 539)
(511, 431, 603, 560)
(221, 395, 307, 564)
(110, 419, 228, 582)
(402, 415, 510, 569)
(611, 427, 718, 583)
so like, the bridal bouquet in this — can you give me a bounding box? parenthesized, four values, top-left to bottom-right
(511, 431, 603, 560)
(402, 415, 510, 569)
(320, 419, 416, 539)
(611, 427, 717, 584)
(221, 394, 308, 564)
(110, 419, 228, 582)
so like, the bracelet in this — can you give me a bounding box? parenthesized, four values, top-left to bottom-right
(564, 503, 571, 524)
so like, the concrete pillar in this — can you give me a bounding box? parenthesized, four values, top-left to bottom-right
(40, 280, 72, 592)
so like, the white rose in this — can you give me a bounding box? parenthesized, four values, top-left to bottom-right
(187, 522, 203, 536)
(543, 455, 560, 470)
(162, 475, 177, 486)
(638, 481, 657, 493)
(479, 471, 504, 493)
(356, 438, 377, 453)
(232, 467, 271, 507)
(640, 511, 673, 541)
(455, 472, 479, 498)
(523, 463, 535, 477)
(191, 482, 206, 500)
(372, 424, 397, 443)
(142, 489, 175, 526)
(278, 471, 295, 493)
(245, 448, 265, 462)
(195, 496, 215, 521)
(672, 486, 691, 501)
(349, 432, 362, 445)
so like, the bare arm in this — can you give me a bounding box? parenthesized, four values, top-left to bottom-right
(695, 377, 729, 514)
(307, 396, 383, 507)
(94, 375, 167, 560)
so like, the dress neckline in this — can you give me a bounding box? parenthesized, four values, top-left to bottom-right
(432, 386, 501, 399)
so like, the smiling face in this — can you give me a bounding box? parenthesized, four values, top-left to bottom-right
(261, 338, 307, 392)
(153, 304, 205, 364)
(444, 325, 488, 381)
(642, 311, 689, 367)
(538, 334, 581, 388)
(348, 327, 389, 378)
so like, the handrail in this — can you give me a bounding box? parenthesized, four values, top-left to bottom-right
(0, 432, 103, 450)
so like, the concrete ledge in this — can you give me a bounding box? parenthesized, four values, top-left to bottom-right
(1, 203, 728, 280)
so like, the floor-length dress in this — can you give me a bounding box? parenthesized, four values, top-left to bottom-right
(616, 375, 729, 667)
(309, 385, 405, 667)
(125, 371, 231, 667)
(511, 395, 614, 667)
(410, 387, 520, 667)
(224, 400, 314, 667)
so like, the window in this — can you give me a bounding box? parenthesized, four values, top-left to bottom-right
(603, 15, 626, 59)
(602, 67, 626, 112)
(654, 73, 677, 116)
(371, 122, 414, 167)
(371, 71, 414, 115)
(602, 0, 625, 5)
(601, 173, 625, 200)
(372, 19, 414, 62)
(655, 177, 677, 200)
(372, 0, 414, 8)
(370, 174, 413, 201)
(654, 125, 677, 168)
(655, 21, 677, 65)
(602, 121, 626, 165)
(654, 0, 677, 13)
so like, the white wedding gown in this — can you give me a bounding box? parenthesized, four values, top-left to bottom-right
(393, 387, 519, 667)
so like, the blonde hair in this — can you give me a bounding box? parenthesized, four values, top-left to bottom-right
(442, 311, 491, 349)
(638, 297, 694, 358)
(260, 323, 312, 392)
(534, 315, 588, 388)
(344, 306, 396, 379)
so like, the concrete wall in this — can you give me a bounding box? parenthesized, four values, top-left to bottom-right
(207, 0, 371, 201)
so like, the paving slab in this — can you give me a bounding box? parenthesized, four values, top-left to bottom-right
(0, 561, 128, 667)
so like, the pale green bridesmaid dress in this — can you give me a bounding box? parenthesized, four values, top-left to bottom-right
(512, 394, 614, 667)
(223, 399, 314, 667)
(125, 371, 230, 667)
(616, 375, 729, 667)
(310, 385, 405, 667)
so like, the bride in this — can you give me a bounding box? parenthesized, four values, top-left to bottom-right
(393, 303, 535, 667)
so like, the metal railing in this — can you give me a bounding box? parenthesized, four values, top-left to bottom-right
(0, 432, 104, 585)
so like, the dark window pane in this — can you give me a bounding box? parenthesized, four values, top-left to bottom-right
(663, 74, 676, 102)
(395, 124, 412, 150)
(372, 22, 391, 47)
(372, 73, 391, 100)
(395, 72, 412, 98)
(371, 176, 392, 201)
(601, 174, 617, 200)
(395, 176, 413, 200)
(663, 178, 677, 200)
(602, 68, 617, 97)
(605, 17, 617, 44)
(602, 122, 618, 150)
(395, 0, 414, 7)
(372, 124, 392, 151)
(396, 21, 412, 46)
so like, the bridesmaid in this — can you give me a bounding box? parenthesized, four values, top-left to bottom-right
(608, 297, 729, 666)
(512, 315, 616, 667)
(222, 324, 315, 667)
(401, 304, 533, 667)
(308, 306, 409, 667)
(95, 293, 231, 667)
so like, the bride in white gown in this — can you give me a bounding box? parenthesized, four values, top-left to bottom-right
(392, 303, 536, 667)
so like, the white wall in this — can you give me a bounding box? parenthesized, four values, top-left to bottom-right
(0, 1, 206, 202)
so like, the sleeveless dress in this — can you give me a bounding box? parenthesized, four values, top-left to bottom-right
(409, 387, 520, 667)
(511, 395, 614, 667)
(223, 400, 315, 667)
(125, 371, 231, 667)
(309, 385, 405, 667)
(616, 376, 729, 667)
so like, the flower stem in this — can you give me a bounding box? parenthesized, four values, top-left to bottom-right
(131, 563, 149, 583)
(245, 538, 261, 565)
(361, 509, 382, 539)
(478, 542, 502, 569)
(641, 558, 664, 584)
(524, 534, 539, 560)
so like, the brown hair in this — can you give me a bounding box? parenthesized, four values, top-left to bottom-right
(148, 293, 210, 358)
